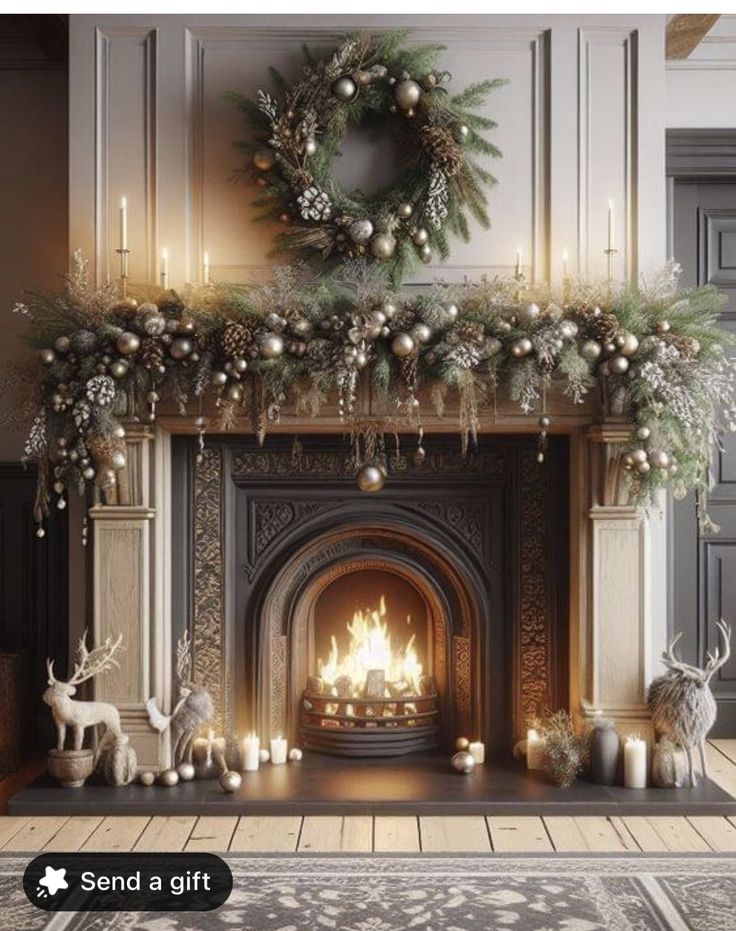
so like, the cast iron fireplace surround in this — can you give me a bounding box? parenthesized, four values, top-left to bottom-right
(171, 434, 569, 761)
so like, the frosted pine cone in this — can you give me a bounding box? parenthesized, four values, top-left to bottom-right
(141, 338, 165, 372)
(85, 374, 116, 407)
(297, 185, 333, 222)
(73, 399, 92, 428)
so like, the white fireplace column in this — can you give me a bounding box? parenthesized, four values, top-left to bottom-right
(89, 425, 160, 768)
(582, 424, 653, 742)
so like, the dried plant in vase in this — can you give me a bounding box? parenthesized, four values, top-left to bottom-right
(541, 710, 587, 789)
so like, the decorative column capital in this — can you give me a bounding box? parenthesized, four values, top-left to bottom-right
(587, 419, 634, 508)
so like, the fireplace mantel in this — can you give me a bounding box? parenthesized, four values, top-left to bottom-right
(88, 406, 654, 769)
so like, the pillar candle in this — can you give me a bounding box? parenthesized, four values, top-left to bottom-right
(270, 735, 288, 765)
(607, 199, 615, 252)
(515, 248, 522, 279)
(203, 251, 210, 285)
(468, 740, 485, 764)
(624, 735, 647, 788)
(242, 733, 260, 772)
(526, 728, 546, 771)
(160, 248, 169, 288)
(119, 197, 128, 252)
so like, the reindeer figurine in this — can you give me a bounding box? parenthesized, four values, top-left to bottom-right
(44, 630, 124, 757)
(647, 619, 731, 788)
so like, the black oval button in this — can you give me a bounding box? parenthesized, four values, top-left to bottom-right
(23, 853, 232, 911)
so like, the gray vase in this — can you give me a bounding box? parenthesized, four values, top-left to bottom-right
(589, 720, 621, 785)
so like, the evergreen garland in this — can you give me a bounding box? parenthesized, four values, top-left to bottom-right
(9, 253, 735, 536)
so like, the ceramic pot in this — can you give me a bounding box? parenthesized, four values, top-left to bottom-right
(48, 748, 95, 788)
(589, 721, 621, 785)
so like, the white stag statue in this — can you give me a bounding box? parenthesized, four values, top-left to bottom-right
(44, 630, 124, 755)
(647, 619, 731, 787)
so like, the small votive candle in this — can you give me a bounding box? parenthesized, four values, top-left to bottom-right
(526, 728, 546, 771)
(270, 735, 288, 765)
(468, 740, 485, 764)
(242, 733, 260, 772)
(624, 734, 647, 788)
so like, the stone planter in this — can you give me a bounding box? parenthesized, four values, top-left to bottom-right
(48, 748, 94, 788)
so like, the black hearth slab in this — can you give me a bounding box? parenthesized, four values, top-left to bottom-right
(8, 753, 736, 816)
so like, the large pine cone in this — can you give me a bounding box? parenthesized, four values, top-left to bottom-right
(220, 322, 252, 358)
(577, 308, 619, 345)
(141, 337, 165, 371)
(420, 126, 464, 177)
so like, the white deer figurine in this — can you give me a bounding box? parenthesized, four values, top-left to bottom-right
(43, 630, 124, 756)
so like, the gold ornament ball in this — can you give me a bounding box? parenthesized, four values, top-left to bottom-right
(332, 75, 358, 102)
(636, 425, 651, 441)
(637, 461, 651, 475)
(304, 137, 318, 157)
(451, 751, 476, 774)
(511, 337, 533, 358)
(253, 148, 275, 171)
(357, 464, 385, 493)
(391, 332, 416, 357)
(226, 383, 244, 404)
(54, 336, 71, 354)
(112, 297, 139, 319)
(39, 348, 56, 366)
(412, 323, 432, 344)
(412, 227, 429, 247)
(110, 360, 129, 379)
(158, 768, 180, 787)
(607, 355, 630, 375)
(455, 737, 470, 751)
(444, 302, 459, 322)
(370, 232, 397, 260)
(382, 301, 397, 320)
(394, 78, 422, 110)
(650, 450, 671, 470)
(580, 340, 602, 361)
(259, 748, 271, 764)
(211, 371, 228, 387)
(289, 748, 303, 762)
(620, 332, 640, 356)
(656, 320, 671, 335)
(349, 218, 374, 244)
(397, 202, 413, 219)
(116, 332, 141, 356)
(630, 448, 648, 465)
(419, 243, 433, 264)
(177, 762, 196, 782)
(260, 333, 284, 359)
(457, 122, 470, 141)
(559, 320, 578, 340)
(139, 771, 155, 786)
(219, 770, 242, 794)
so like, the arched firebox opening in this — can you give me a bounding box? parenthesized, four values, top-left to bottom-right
(254, 522, 490, 756)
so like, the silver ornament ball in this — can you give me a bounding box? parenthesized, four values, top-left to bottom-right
(259, 748, 271, 764)
(39, 348, 56, 366)
(170, 337, 193, 360)
(636, 426, 651, 441)
(110, 360, 129, 379)
(451, 750, 476, 774)
(110, 451, 126, 471)
(289, 748, 303, 762)
(219, 770, 242, 794)
(139, 771, 155, 786)
(54, 336, 71, 354)
(510, 337, 533, 358)
(349, 218, 374, 244)
(650, 450, 671, 470)
(412, 323, 432, 344)
(357, 464, 385, 493)
(332, 75, 358, 102)
(580, 340, 602, 361)
(177, 762, 196, 782)
(559, 320, 578, 340)
(620, 332, 640, 356)
(304, 137, 318, 157)
(607, 355, 630, 375)
(518, 303, 541, 326)
(397, 202, 413, 219)
(444, 303, 459, 322)
(412, 227, 429, 246)
(116, 332, 141, 356)
(419, 243, 432, 264)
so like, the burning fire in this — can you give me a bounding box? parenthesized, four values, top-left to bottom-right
(318, 595, 423, 698)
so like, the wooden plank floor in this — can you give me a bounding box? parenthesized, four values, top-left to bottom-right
(1, 739, 736, 855)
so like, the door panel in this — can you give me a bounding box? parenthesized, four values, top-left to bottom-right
(672, 179, 736, 735)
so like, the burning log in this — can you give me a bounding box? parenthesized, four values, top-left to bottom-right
(334, 675, 353, 698)
(418, 675, 436, 696)
(306, 676, 324, 696)
(365, 669, 386, 699)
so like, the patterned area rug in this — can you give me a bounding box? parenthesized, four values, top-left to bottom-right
(2, 855, 736, 930)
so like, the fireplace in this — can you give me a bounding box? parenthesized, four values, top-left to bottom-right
(171, 433, 569, 762)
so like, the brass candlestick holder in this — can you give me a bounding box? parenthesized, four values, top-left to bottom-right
(116, 248, 131, 298)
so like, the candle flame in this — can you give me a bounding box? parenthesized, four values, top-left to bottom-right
(318, 595, 423, 697)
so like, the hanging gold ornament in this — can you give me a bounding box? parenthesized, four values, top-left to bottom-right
(357, 463, 385, 493)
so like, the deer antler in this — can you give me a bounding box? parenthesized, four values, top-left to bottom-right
(46, 657, 56, 684)
(705, 619, 732, 683)
(66, 630, 123, 686)
(176, 629, 193, 688)
(661, 630, 703, 677)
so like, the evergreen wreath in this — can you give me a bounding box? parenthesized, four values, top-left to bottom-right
(229, 31, 505, 283)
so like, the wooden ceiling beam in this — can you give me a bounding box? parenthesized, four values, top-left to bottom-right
(666, 14, 721, 60)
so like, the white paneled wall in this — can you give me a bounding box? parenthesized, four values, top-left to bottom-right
(70, 15, 667, 291)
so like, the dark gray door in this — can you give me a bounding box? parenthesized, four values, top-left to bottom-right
(672, 178, 736, 735)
